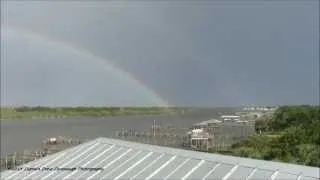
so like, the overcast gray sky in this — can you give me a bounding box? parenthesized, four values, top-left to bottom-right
(1, 1, 319, 107)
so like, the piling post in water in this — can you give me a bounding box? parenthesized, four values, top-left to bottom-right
(22, 150, 25, 165)
(5, 156, 8, 169)
(153, 120, 156, 137)
(12, 152, 16, 169)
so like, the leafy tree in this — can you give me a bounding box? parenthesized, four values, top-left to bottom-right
(227, 105, 320, 167)
(255, 116, 271, 133)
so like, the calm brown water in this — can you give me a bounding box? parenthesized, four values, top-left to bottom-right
(1, 115, 210, 157)
(1, 108, 238, 157)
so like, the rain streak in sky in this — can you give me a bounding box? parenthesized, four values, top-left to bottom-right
(1, 1, 319, 107)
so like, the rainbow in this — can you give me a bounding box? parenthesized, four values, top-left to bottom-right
(1, 25, 171, 107)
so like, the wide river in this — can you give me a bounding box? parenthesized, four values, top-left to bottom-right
(1, 112, 221, 157)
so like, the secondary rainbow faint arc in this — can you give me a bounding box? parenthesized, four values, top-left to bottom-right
(2, 25, 171, 107)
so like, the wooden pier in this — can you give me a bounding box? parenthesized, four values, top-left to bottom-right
(1, 137, 88, 171)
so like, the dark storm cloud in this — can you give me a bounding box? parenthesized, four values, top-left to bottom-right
(1, 1, 318, 106)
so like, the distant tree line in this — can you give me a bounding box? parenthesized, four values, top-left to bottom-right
(228, 105, 320, 167)
(1, 106, 183, 119)
(13, 106, 173, 112)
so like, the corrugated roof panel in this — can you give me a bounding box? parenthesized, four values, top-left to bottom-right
(247, 169, 274, 180)
(80, 147, 127, 179)
(104, 150, 150, 179)
(165, 159, 202, 179)
(132, 154, 174, 180)
(116, 152, 162, 180)
(151, 156, 187, 179)
(300, 177, 320, 180)
(1, 137, 319, 180)
(39, 142, 103, 180)
(101, 150, 145, 179)
(64, 144, 117, 179)
(55, 144, 111, 179)
(227, 166, 254, 180)
(274, 172, 298, 180)
(204, 163, 235, 180)
(186, 161, 218, 180)
(88, 148, 135, 179)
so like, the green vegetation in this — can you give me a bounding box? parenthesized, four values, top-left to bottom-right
(0, 106, 183, 120)
(226, 105, 320, 167)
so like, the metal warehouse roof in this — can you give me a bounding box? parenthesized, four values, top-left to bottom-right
(2, 137, 319, 180)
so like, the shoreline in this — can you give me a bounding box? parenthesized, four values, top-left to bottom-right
(0, 113, 177, 121)
(0, 107, 182, 121)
